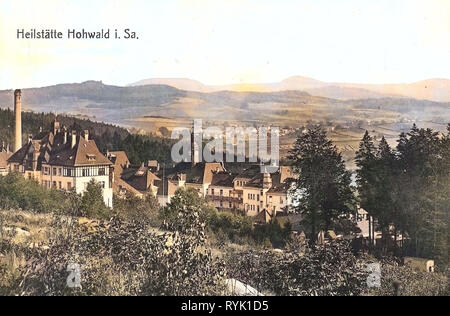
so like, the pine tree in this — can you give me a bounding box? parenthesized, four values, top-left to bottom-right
(290, 127, 356, 244)
(80, 179, 111, 219)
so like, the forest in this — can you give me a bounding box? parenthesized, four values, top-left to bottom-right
(0, 108, 174, 165)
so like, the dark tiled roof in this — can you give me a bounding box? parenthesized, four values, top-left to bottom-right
(122, 165, 160, 193)
(211, 172, 234, 187)
(235, 164, 262, 179)
(107, 151, 130, 177)
(267, 182, 290, 194)
(8, 126, 112, 168)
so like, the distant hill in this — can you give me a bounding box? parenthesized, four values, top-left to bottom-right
(1, 80, 449, 133)
(129, 76, 450, 102)
(129, 78, 211, 93)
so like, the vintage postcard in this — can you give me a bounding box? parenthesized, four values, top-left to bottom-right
(0, 0, 448, 301)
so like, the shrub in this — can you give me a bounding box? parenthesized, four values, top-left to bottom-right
(0, 172, 79, 215)
(4, 213, 225, 296)
(372, 259, 448, 296)
(79, 179, 112, 220)
(113, 193, 161, 226)
(225, 241, 370, 296)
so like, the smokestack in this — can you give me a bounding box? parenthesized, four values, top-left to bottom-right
(71, 131, 77, 149)
(63, 131, 68, 144)
(82, 130, 89, 141)
(14, 89, 22, 152)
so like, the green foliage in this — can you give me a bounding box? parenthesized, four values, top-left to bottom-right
(1, 215, 225, 296)
(0, 108, 173, 166)
(356, 125, 449, 266)
(113, 193, 161, 225)
(207, 211, 253, 244)
(289, 126, 357, 243)
(161, 188, 292, 247)
(160, 188, 215, 233)
(372, 259, 448, 296)
(226, 241, 370, 296)
(79, 180, 111, 220)
(0, 172, 79, 214)
(117, 134, 175, 165)
(252, 220, 292, 248)
(0, 108, 128, 153)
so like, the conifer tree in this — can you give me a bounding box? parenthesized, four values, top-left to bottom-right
(290, 127, 356, 244)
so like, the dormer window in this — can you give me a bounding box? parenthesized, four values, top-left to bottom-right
(86, 154, 96, 161)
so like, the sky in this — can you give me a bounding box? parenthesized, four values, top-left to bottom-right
(0, 0, 449, 89)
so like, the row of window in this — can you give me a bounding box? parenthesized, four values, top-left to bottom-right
(247, 204, 260, 212)
(42, 180, 106, 191)
(235, 180, 247, 187)
(42, 166, 107, 177)
(43, 180, 72, 190)
(248, 193, 261, 201)
(209, 188, 229, 196)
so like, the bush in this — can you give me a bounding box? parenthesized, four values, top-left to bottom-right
(161, 188, 292, 247)
(4, 211, 226, 296)
(0, 172, 79, 215)
(113, 193, 160, 225)
(225, 241, 370, 296)
(79, 179, 112, 220)
(371, 259, 448, 296)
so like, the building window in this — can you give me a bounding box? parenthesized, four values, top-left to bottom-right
(53, 168, 57, 176)
(280, 197, 284, 204)
(82, 169, 87, 177)
(58, 182, 62, 189)
(67, 182, 72, 190)
(212, 189, 215, 196)
(229, 202, 232, 208)
(58, 168, 62, 176)
(52, 181, 57, 188)
(99, 167, 106, 176)
(220, 189, 223, 196)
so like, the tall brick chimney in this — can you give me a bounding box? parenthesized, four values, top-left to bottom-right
(14, 89, 22, 152)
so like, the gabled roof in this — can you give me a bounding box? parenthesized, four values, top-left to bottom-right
(211, 172, 234, 187)
(8, 126, 112, 168)
(108, 151, 130, 179)
(47, 135, 112, 167)
(7, 141, 32, 164)
(182, 162, 225, 184)
(122, 165, 160, 193)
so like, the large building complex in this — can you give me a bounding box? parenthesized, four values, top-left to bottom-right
(3, 90, 293, 220)
(6, 90, 114, 208)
